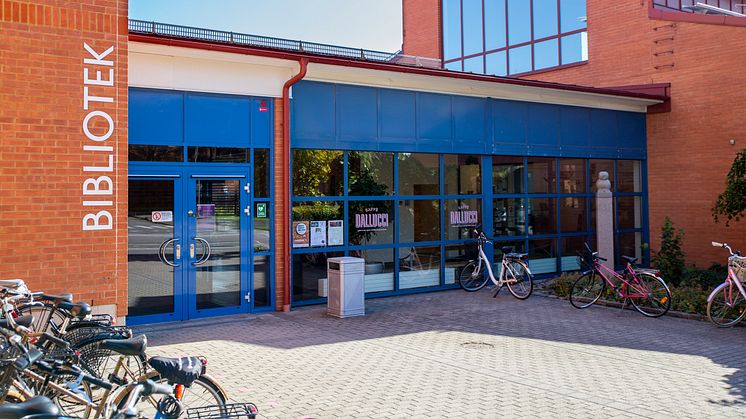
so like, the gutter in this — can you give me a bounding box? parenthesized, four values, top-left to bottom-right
(281, 58, 308, 312)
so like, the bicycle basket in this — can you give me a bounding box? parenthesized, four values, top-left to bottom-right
(576, 249, 594, 271)
(64, 325, 131, 349)
(729, 255, 746, 282)
(187, 403, 258, 419)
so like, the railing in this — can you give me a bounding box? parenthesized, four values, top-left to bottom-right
(653, 0, 745, 14)
(128, 20, 441, 69)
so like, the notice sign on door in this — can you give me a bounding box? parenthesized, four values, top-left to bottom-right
(256, 203, 267, 218)
(293, 221, 309, 248)
(151, 211, 173, 223)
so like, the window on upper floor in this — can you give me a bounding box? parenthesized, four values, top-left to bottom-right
(442, 0, 588, 76)
(652, 0, 745, 15)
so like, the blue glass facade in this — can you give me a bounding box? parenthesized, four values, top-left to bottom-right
(443, 0, 588, 76)
(290, 81, 648, 305)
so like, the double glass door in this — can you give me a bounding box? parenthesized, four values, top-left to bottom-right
(128, 168, 252, 324)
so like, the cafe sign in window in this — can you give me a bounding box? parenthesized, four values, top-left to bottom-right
(349, 201, 394, 246)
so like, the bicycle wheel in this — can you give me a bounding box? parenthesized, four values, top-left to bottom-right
(16, 303, 70, 334)
(569, 271, 605, 309)
(115, 375, 227, 419)
(627, 273, 672, 318)
(707, 282, 746, 327)
(458, 261, 488, 292)
(505, 261, 533, 300)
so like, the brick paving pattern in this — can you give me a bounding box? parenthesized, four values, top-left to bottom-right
(135, 290, 746, 418)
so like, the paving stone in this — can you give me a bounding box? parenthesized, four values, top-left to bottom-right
(137, 290, 746, 418)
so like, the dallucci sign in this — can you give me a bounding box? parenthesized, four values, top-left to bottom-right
(355, 207, 389, 232)
(81, 43, 116, 231)
(449, 203, 479, 227)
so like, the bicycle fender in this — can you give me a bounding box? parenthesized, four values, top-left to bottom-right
(198, 373, 230, 401)
(707, 282, 729, 303)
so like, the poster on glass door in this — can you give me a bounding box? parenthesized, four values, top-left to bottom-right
(310, 221, 327, 247)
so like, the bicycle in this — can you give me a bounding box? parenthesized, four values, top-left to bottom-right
(458, 228, 533, 299)
(706, 241, 746, 327)
(569, 243, 672, 317)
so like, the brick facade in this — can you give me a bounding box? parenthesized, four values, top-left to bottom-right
(403, 0, 746, 267)
(402, 0, 441, 59)
(0, 0, 129, 315)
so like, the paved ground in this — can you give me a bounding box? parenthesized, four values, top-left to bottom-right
(135, 290, 746, 418)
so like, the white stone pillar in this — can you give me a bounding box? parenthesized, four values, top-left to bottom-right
(595, 171, 615, 270)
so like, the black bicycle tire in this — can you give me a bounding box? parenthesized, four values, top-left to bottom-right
(505, 261, 533, 300)
(627, 273, 672, 318)
(115, 374, 227, 418)
(569, 271, 606, 309)
(706, 282, 746, 327)
(458, 261, 488, 292)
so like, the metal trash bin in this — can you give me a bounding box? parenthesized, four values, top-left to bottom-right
(327, 256, 365, 318)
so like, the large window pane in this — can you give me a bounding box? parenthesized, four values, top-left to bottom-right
(533, 0, 558, 39)
(617, 196, 642, 230)
(292, 251, 344, 302)
(254, 203, 271, 252)
(617, 232, 644, 266)
(291, 201, 343, 248)
(486, 51, 508, 76)
(254, 148, 270, 198)
(507, 0, 531, 44)
(528, 197, 557, 235)
(356, 249, 394, 293)
(444, 60, 463, 71)
(529, 238, 557, 274)
(292, 149, 343, 197)
(485, 0, 507, 50)
(560, 197, 587, 233)
(560, 32, 585, 65)
(508, 45, 532, 75)
(527, 157, 556, 193)
(399, 200, 440, 243)
(128, 145, 183, 162)
(464, 55, 485, 74)
(398, 153, 440, 195)
(443, 0, 462, 60)
(492, 156, 524, 194)
(561, 236, 587, 271)
(590, 159, 614, 193)
(253, 255, 270, 308)
(446, 198, 482, 240)
(348, 151, 394, 196)
(445, 243, 480, 284)
(444, 154, 481, 195)
(188, 147, 249, 163)
(463, 0, 484, 56)
(560, 0, 587, 33)
(534, 39, 559, 70)
(399, 245, 441, 289)
(617, 160, 642, 193)
(349, 200, 394, 245)
(559, 159, 586, 194)
(494, 198, 526, 236)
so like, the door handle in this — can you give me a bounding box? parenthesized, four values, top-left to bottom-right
(158, 238, 180, 267)
(193, 237, 212, 266)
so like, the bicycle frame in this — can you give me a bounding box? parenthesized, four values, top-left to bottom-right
(591, 261, 655, 300)
(474, 241, 528, 287)
(707, 266, 746, 306)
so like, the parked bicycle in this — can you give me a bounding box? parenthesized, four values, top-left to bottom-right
(569, 243, 671, 317)
(458, 228, 533, 299)
(706, 241, 746, 327)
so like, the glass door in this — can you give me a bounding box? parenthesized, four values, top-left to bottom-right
(186, 171, 252, 318)
(127, 177, 184, 324)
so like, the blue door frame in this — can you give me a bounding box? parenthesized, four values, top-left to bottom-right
(127, 164, 253, 325)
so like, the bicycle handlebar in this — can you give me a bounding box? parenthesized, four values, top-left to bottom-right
(712, 241, 741, 256)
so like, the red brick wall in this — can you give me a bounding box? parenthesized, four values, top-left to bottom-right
(0, 0, 129, 315)
(402, 0, 441, 59)
(519, 1, 746, 267)
(273, 98, 287, 310)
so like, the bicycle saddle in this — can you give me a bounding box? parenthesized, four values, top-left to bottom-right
(99, 334, 147, 357)
(621, 255, 638, 264)
(505, 252, 528, 260)
(0, 279, 25, 289)
(500, 246, 514, 254)
(148, 356, 204, 387)
(0, 396, 59, 418)
(57, 301, 91, 318)
(0, 314, 33, 330)
(40, 293, 74, 304)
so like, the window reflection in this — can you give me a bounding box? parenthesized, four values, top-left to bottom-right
(292, 149, 343, 196)
(348, 151, 393, 196)
(492, 156, 524, 194)
(399, 200, 440, 243)
(527, 158, 556, 194)
(398, 153, 439, 195)
(444, 154, 481, 195)
(494, 198, 525, 236)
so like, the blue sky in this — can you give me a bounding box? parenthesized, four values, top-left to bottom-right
(129, 0, 403, 52)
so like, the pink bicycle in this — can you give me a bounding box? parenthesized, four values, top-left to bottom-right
(706, 241, 746, 327)
(569, 243, 672, 317)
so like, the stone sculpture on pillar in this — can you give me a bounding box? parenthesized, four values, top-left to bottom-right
(595, 171, 615, 270)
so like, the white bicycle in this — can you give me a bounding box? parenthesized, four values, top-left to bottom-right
(458, 228, 534, 299)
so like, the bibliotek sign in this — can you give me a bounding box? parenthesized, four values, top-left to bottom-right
(81, 43, 116, 231)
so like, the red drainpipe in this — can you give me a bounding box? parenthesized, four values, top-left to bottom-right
(281, 58, 308, 312)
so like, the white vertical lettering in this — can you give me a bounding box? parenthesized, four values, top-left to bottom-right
(82, 211, 113, 231)
(84, 67, 114, 86)
(83, 110, 114, 141)
(83, 43, 114, 66)
(83, 87, 114, 110)
(83, 176, 113, 195)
